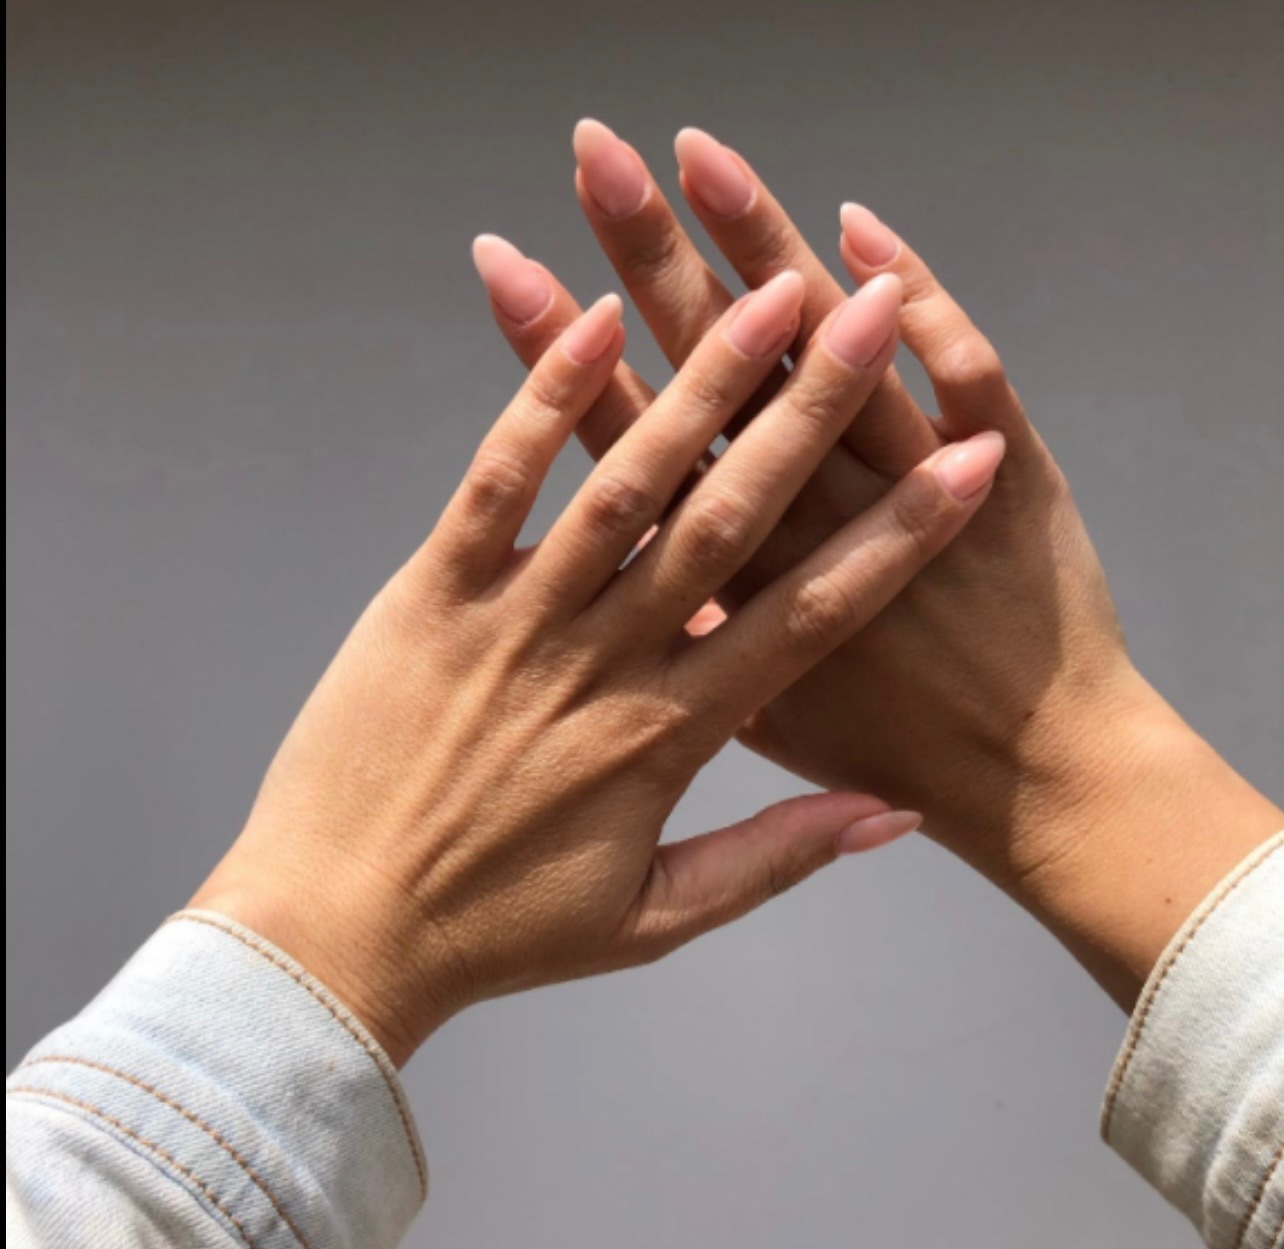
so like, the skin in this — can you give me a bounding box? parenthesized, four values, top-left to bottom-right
(475, 120, 1282, 1011)
(191, 278, 1006, 1066)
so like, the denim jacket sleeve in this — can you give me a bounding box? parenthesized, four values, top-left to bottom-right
(6, 909, 426, 1248)
(8, 841, 1282, 1248)
(1102, 832, 1284, 1249)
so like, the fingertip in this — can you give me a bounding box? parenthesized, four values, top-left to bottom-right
(562, 292, 625, 364)
(836, 809, 922, 856)
(472, 233, 553, 325)
(839, 202, 902, 268)
(573, 116, 617, 157)
(933, 430, 1007, 501)
(471, 231, 520, 274)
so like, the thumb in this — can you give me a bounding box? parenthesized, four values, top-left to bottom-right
(628, 793, 920, 960)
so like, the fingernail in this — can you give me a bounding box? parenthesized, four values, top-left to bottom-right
(836, 809, 921, 855)
(472, 234, 553, 324)
(822, 273, 903, 369)
(574, 118, 649, 220)
(674, 127, 755, 220)
(725, 270, 805, 357)
(562, 293, 624, 364)
(840, 202, 901, 267)
(934, 430, 1007, 500)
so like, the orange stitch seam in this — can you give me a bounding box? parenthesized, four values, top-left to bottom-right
(163, 910, 427, 1198)
(1102, 838, 1284, 1140)
(8, 1085, 259, 1249)
(1233, 1136, 1284, 1249)
(14, 1055, 312, 1249)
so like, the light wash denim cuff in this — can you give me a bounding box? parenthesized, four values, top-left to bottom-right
(8, 909, 427, 1248)
(1102, 833, 1284, 1249)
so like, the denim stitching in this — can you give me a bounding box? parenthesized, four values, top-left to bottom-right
(8, 1085, 258, 1248)
(165, 910, 427, 1198)
(16, 1055, 311, 1249)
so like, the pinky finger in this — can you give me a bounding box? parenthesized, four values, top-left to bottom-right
(428, 287, 625, 589)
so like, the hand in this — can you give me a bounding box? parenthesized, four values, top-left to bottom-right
(476, 121, 1282, 1007)
(191, 280, 1003, 1066)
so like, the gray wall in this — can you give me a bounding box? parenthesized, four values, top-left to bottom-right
(8, 2, 1282, 1245)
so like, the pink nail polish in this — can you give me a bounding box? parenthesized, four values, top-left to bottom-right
(573, 118, 649, 220)
(836, 810, 921, 855)
(674, 127, 755, 220)
(822, 273, 903, 370)
(934, 431, 1007, 500)
(839, 202, 901, 268)
(562, 294, 624, 364)
(472, 234, 553, 324)
(725, 270, 805, 357)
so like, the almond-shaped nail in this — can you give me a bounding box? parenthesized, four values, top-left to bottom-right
(935, 431, 1007, 500)
(823, 273, 903, 369)
(674, 127, 755, 220)
(562, 293, 624, 364)
(836, 809, 921, 855)
(472, 234, 553, 324)
(725, 270, 805, 357)
(574, 118, 649, 220)
(840, 202, 901, 268)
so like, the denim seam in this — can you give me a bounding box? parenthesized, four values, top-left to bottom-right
(15, 1054, 312, 1249)
(1243, 1137, 1283, 1249)
(7, 1085, 258, 1249)
(1101, 836, 1284, 1141)
(165, 909, 428, 1198)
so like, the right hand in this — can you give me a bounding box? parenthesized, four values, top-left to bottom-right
(191, 274, 1002, 1066)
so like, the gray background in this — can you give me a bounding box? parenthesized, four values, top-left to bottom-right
(7, 1, 1283, 1245)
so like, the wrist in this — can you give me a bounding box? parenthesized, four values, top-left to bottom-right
(983, 667, 1282, 1007)
(190, 836, 467, 1067)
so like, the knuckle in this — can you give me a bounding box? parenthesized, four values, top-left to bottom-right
(782, 575, 853, 652)
(736, 227, 798, 279)
(929, 336, 1007, 395)
(680, 492, 755, 573)
(581, 472, 659, 535)
(520, 367, 572, 423)
(680, 358, 743, 416)
(462, 448, 532, 518)
(781, 372, 847, 432)
(621, 222, 685, 279)
(890, 486, 947, 559)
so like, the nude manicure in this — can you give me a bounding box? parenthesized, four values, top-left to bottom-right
(822, 273, 903, 369)
(574, 118, 649, 220)
(934, 431, 1007, 500)
(562, 294, 624, 364)
(725, 270, 805, 357)
(674, 127, 755, 220)
(836, 809, 921, 855)
(840, 202, 901, 268)
(472, 234, 553, 324)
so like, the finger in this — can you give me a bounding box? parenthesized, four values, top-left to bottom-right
(838, 203, 1033, 446)
(604, 277, 902, 635)
(428, 289, 624, 588)
(574, 117, 736, 368)
(624, 793, 919, 959)
(684, 431, 1007, 720)
(531, 271, 806, 610)
(472, 231, 655, 460)
(674, 126, 942, 475)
